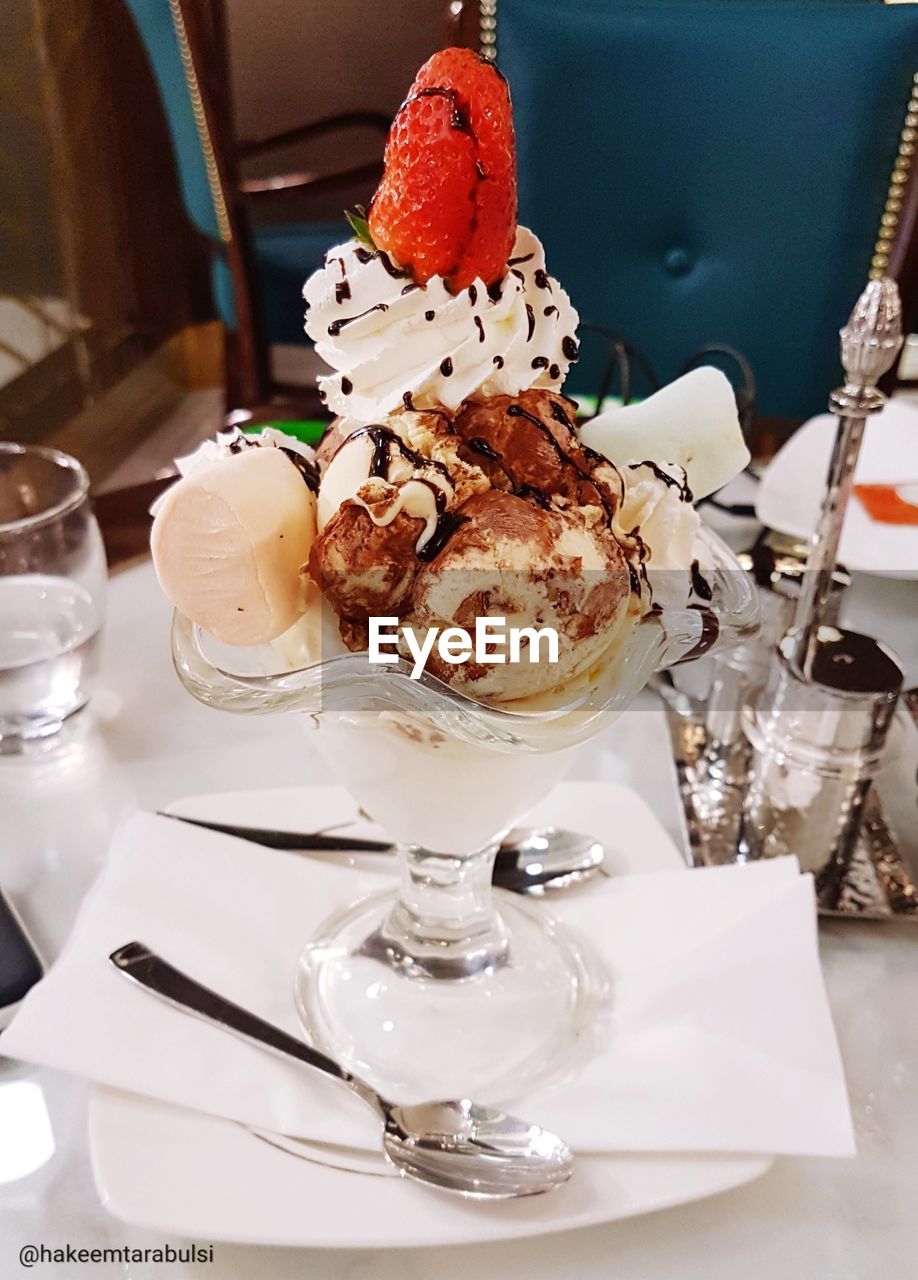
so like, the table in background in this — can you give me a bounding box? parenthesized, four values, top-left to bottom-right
(0, 557, 916, 1280)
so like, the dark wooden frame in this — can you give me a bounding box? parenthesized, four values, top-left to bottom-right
(175, 0, 389, 423)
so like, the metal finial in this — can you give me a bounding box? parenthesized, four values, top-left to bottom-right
(840, 277, 903, 388)
(790, 276, 900, 681)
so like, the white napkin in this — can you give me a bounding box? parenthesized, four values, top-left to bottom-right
(2, 811, 854, 1158)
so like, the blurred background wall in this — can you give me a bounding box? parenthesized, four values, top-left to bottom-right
(0, 0, 61, 298)
(0, 0, 444, 483)
(226, 0, 439, 220)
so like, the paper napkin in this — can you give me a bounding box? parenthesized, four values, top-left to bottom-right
(2, 810, 855, 1158)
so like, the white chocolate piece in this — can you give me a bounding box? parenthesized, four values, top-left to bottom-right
(151, 448, 317, 645)
(579, 367, 751, 499)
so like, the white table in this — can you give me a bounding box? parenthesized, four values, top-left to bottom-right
(1, 559, 916, 1279)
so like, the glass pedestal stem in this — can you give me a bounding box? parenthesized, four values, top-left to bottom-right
(376, 843, 510, 979)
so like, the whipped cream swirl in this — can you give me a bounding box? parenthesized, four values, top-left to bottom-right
(303, 226, 579, 420)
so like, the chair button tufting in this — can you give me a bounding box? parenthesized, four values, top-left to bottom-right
(662, 247, 693, 277)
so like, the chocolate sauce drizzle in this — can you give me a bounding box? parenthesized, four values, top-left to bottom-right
(548, 400, 575, 429)
(505, 404, 618, 523)
(401, 282, 419, 295)
(515, 483, 553, 511)
(544, 305, 558, 317)
(525, 304, 535, 341)
(463, 406, 660, 600)
(487, 280, 503, 302)
(359, 425, 450, 485)
(690, 559, 713, 601)
(332, 257, 351, 304)
(492, 355, 504, 368)
(406, 86, 470, 133)
(629, 460, 693, 503)
(531, 356, 549, 369)
(231, 430, 319, 494)
(533, 268, 550, 290)
(474, 316, 485, 343)
(417, 509, 468, 562)
(466, 437, 500, 461)
(352, 425, 462, 563)
(562, 335, 579, 360)
(279, 448, 319, 494)
(440, 357, 453, 377)
(549, 363, 561, 381)
(468, 285, 478, 305)
(349, 246, 409, 281)
(327, 303, 388, 336)
(403, 391, 415, 411)
(508, 252, 534, 266)
(378, 252, 407, 279)
(341, 376, 353, 395)
(425, 310, 436, 321)
(684, 606, 720, 659)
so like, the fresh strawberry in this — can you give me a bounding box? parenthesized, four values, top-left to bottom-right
(368, 48, 517, 291)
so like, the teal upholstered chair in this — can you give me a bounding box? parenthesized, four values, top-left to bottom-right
(486, 0, 917, 424)
(122, 0, 387, 416)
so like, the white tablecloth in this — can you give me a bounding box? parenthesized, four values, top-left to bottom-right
(0, 549, 916, 1279)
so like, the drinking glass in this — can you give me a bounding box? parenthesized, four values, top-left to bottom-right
(0, 444, 107, 755)
(172, 524, 757, 1101)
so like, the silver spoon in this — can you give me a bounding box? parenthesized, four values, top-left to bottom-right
(161, 814, 606, 895)
(494, 827, 606, 894)
(109, 942, 572, 1199)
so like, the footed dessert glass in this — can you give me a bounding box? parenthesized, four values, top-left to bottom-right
(173, 525, 757, 1102)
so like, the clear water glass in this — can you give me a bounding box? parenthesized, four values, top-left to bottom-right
(0, 444, 107, 754)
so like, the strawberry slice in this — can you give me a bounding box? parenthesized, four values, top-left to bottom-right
(368, 48, 517, 291)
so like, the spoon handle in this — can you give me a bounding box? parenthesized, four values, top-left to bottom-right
(109, 942, 385, 1118)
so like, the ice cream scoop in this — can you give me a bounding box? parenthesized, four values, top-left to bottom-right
(151, 446, 317, 645)
(579, 367, 750, 500)
(454, 388, 623, 515)
(404, 490, 635, 702)
(311, 411, 493, 620)
(308, 386, 663, 696)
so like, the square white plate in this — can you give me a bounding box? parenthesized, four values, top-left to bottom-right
(88, 783, 773, 1247)
(756, 402, 918, 577)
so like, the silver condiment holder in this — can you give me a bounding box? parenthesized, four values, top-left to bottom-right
(665, 279, 916, 918)
(739, 626, 904, 906)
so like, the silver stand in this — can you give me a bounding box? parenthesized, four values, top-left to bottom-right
(667, 280, 916, 920)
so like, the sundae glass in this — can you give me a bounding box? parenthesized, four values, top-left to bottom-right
(153, 49, 757, 1102)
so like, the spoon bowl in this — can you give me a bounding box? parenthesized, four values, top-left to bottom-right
(496, 826, 605, 894)
(384, 1100, 573, 1197)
